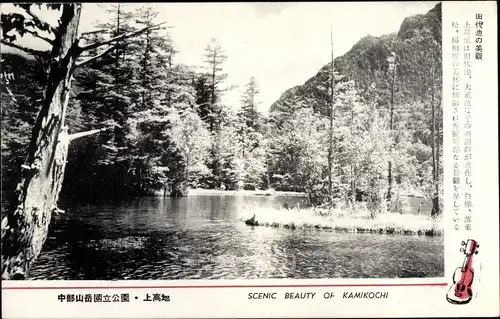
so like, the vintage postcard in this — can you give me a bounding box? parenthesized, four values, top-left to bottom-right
(1, 1, 498, 318)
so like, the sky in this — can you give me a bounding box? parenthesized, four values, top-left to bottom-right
(2, 2, 439, 113)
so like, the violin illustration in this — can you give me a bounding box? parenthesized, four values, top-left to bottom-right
(446, 239, 479, 305)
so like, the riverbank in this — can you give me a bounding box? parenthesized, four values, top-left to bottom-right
(240, 206, 443, 237)
(187, 188, 306, 197)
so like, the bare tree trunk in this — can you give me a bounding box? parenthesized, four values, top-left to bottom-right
(185, 155, 190, 187)
(430, 50, 440, 218)
(350, 105, 355, 204)
(167, 52, 172, 108)
(115, 3, 121, 81)
(1, 4, 82, 279)
(327, 30, 335, 205)
(386, 63, 396, 206)
(266, 152, 271, 189)
(210, 51, 216, 133)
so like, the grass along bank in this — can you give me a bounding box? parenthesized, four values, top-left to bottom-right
(187, 188, 305, 197)
(152, 188, 306, 197)
(240, 205, 443, 237)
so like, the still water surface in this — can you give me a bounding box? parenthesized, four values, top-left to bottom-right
(30, 195, 444, 279)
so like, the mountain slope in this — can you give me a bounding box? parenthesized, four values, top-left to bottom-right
(269, 3, 442, 118)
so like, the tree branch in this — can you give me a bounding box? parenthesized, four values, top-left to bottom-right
(78, 22, 167, 52)
(80, 29, 108, 36)
(21, 5, 57, 34)
(24, 29, 54, 45)
(68, 126, 114, 142)
(0, 40, 49, 57)
(2, 84, 18, 103)
(75, 44, 117, 67)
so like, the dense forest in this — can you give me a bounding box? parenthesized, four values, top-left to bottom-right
(1, 3, 442, 216)
(269, 3, 443, 214)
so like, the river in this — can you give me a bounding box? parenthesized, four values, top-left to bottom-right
(29, 194, 444, 280)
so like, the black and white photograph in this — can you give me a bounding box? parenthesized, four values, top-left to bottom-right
(2, 2, 445, 281)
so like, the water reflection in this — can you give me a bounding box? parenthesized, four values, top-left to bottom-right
(29, 194, 444, 280)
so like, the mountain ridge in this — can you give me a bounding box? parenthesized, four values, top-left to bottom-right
(269, 3, 442, 115)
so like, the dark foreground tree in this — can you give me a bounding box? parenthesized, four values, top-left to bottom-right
(0, 3, 164, 279)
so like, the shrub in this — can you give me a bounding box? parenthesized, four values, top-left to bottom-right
(390, 196, 412, 214)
